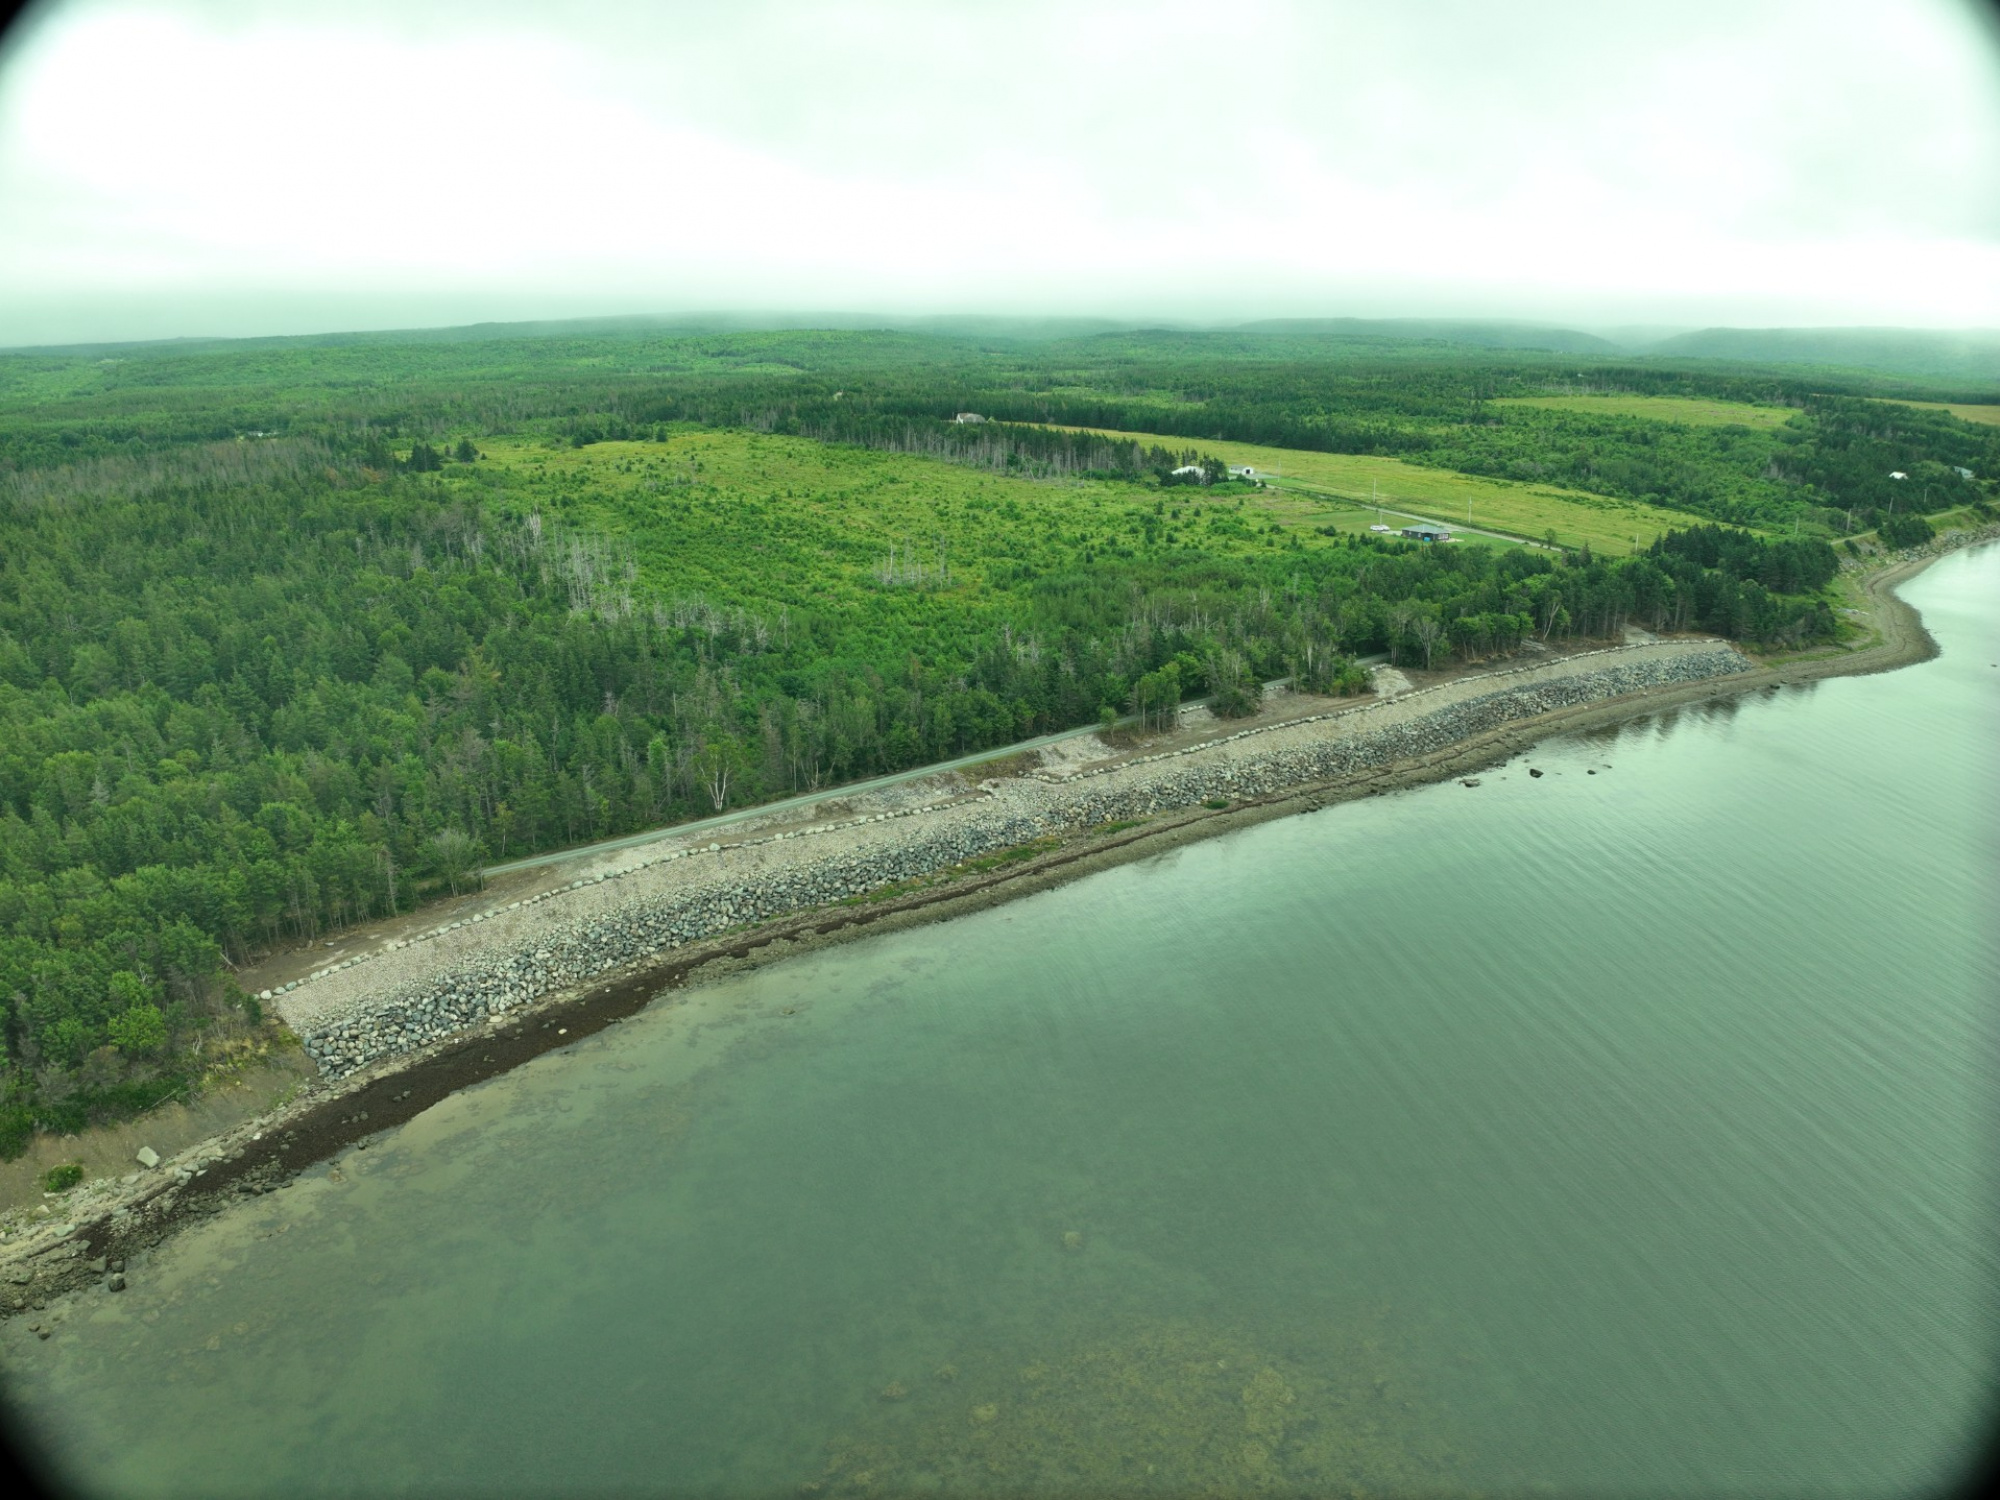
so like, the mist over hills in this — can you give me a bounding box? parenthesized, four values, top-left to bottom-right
(7, 313, 1997, 391)
(1233, 318, 1621, 355)
(1232, 319, 2000, 383)
(1639, 326, 2000, 384)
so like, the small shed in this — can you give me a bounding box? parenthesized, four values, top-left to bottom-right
(1227, 465, 1256, 479)
(953, 412, 987, 424)
(1400, 525, 1452, 542)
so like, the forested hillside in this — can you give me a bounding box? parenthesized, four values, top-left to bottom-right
(0, 322, 1972, 1149)
(1642, 326, 2000, 384)
(6, 322, 1998, 538)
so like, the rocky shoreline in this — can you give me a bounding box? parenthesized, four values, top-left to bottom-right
(292, 642, 1750, 1082)
(5, 520, 1985, 1317)
(1879, 517, 2000, 567)
(0, 637, 1757, 1322)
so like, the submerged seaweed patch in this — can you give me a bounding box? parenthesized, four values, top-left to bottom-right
(803, 1314, 1465, 1497)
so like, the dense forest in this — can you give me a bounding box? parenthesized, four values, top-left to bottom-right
(0, 321, 1983, 1151)
(4, 324, 1997, 537)
(624, 368, 1998, 538)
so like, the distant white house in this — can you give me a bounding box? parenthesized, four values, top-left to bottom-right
(1889, 470, 1909, 480)
(1955, 466, 1976, 480)
(953, 412, 987, 424)
(1227, 464, 1256, 479)
(1170, 464, 1205, 478)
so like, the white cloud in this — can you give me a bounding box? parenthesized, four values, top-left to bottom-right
(0, 0, 1996, 343)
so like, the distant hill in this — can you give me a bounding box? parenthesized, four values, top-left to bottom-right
(1235, 317, 1620, 355)
(1, 310, 1166, 356)
(12, 313, 1997, 394)
(1642, 327, 2000, 386)
(578, 311, 1157, 341)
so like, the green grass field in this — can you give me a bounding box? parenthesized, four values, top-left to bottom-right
(1881, 399, 2000, 427)
(1051, 426, 1706, 555)
(1492, 393, 1799, 429)
(462, 431, 1349, 632)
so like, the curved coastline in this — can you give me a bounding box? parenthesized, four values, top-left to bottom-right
(0, 530, 1989, 1315)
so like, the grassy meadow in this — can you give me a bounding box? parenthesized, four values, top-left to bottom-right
(1880, 400, 2000, 427)
(458, 430, 1337, 642)
(1491, 393, 1800, 429)
(5, 312, 1915, 1149)
(1051, 426, 1704, 555)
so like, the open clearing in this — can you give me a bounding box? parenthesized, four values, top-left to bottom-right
(1052, 425, 1704, 555)
(1879, 400, 2000, 427)
(1493, 394, 1799, 429)
(463, 431, 1340, 632)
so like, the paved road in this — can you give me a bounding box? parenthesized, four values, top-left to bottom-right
(483, 662, 1384, 877)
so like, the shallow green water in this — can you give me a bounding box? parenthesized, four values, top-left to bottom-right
(6, 547, 1998, 1498)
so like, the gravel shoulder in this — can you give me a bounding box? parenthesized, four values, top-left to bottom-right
(2, 532, 1987, 1318)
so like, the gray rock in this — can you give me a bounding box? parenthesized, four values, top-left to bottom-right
(293, 647, 1752, 1081)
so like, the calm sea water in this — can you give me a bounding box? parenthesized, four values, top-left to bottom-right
(6, 548, 1997, 1499)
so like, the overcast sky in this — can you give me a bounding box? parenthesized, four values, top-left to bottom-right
(1, 0, 1997, 347)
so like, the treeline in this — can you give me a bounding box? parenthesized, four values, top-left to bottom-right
(0, 430, 1843, 1150)
(0, 320, 1910, 1150)
(6, 327, 1994, 545)
(1642, 526, 1840, 638)
(805, 412, 1132, 476)
(1877, 513, 1937, 549)
(559, 406, 1227, 485)
(790, 387, 1994, 536)
(501, 354, 1995, 538)
(791, 413, 1221, 485)
(1649, 524, 1838, 593)
(540, 391, 1237, 486)
(1767, 396, 1995, 529)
